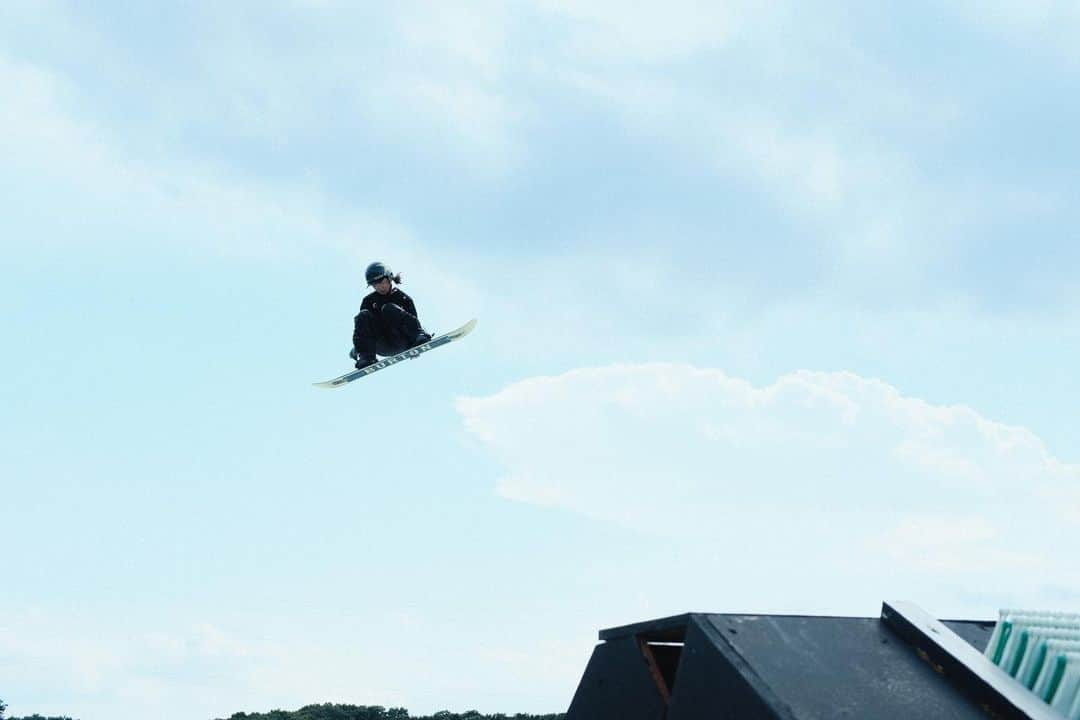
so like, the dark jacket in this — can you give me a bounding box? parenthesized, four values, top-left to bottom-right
(353, 287, 423, 354)
(359, 287, 419, 321)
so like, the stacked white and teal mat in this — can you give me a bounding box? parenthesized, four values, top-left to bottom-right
(985, 610, 1080, 718)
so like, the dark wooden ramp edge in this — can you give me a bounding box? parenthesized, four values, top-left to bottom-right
(880, 601, 1058, 720)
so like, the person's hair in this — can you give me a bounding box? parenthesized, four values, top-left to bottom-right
(390, 272, 402, 284)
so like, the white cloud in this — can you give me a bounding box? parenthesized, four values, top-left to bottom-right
(0, 53, 352, 257)
(193, 2, 520, 175)
(532, 0, 749, 62)
(0, 609, 470, 719)
(943, 0, 1080, 63)
(458, 364, 1080, 607)
(2, 1, 1067, 307)
(0, 612, 287, 717)
(0, 2, 522, 248)
(0, 47, 492, 315)
(881, 513, 1046, 574)
(521, 1, 1062, 291)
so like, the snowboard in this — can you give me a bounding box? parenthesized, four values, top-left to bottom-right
(313, 318, 477, 389)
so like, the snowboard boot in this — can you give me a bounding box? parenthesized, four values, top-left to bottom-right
(410, 330, 432, 348)
(354, 353, 377, 370)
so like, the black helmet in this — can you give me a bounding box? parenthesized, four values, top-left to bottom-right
(365, 261, 392, 285)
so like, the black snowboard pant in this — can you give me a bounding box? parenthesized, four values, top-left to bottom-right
(353, 303, 424, 359)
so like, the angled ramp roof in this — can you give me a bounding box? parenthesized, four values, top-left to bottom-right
(566, 603, 1043, 719)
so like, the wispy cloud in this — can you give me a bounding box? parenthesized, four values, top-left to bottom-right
(532, 0, 748, 61)
(4, 1, 1073, 310)
(459, 364, 1080, 608)
(943, 0, 1080, 63)
(0, 46, 487, 292)
(0, 610, 448, 719)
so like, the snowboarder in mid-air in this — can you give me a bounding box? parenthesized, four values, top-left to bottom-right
(350, 261, 432, 370)
(313, 262, 475, 388)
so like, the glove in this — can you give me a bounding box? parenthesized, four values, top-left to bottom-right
(349, 347, 359, 361)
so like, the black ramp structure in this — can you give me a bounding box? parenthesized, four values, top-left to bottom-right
(565, 603, 1039, 719)
(664, 617, 783, 720)
(565, 634, 668, 720)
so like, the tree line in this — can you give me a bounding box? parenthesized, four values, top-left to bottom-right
(0, 698, 74, 720)
(0, 699, 73, 720)
(0, 700, 563, 720)
(217, 706, 565, 720)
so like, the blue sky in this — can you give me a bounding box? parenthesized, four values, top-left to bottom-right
(2, 1, 1080, 718)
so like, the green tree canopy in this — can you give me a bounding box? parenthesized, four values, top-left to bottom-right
(216, 706, 562, 720)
